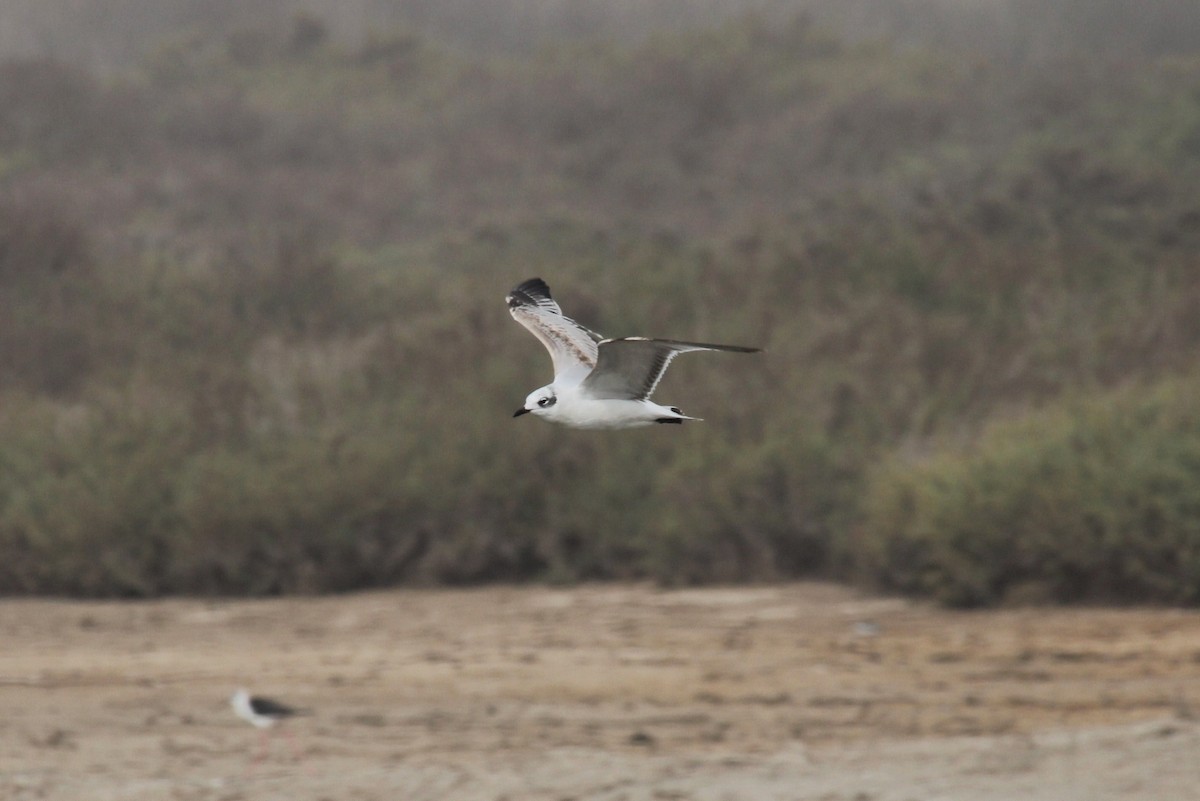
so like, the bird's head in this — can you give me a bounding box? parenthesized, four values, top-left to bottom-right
(514, 386, 557, 419)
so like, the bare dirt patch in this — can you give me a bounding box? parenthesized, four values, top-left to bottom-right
(3, 583, 1200, 800)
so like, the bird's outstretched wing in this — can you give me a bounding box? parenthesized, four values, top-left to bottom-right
(580, 338, 760, 401)
(507, 278, 600, 379)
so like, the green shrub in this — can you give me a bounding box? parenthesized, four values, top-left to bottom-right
(0, 398, 190, 595)
(856, 378, 1200, 606)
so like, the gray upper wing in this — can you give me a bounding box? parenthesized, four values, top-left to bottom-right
(580, 338, 760, 400)
(507, 278, 600, 379)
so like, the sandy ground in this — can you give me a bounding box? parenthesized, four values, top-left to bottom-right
(3, 582, 1200, 800)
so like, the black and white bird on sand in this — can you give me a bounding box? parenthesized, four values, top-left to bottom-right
(230, 688, 310, 771)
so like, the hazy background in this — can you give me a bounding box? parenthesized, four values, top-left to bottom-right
(1, 0, 1199, 603)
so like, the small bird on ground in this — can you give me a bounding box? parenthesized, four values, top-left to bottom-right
(507, 277, 760, 428)
(230, 688, 310, 773)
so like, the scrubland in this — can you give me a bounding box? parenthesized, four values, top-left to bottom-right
(1, 1, 1200, 601)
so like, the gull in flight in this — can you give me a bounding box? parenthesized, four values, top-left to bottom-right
(507, 278, 760, 428)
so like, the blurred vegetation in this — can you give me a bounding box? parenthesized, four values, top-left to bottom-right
(856, 379, 1200, 607)
(1, 3, 1199, 600)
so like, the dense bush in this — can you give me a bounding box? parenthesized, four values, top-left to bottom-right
(855, 378, 1200, 606)
(0, 8, 1199, 599)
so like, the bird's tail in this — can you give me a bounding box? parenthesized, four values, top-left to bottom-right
(656, 406, 702, 424)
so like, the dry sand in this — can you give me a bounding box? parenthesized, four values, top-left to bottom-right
(3, 582, 1200, 800)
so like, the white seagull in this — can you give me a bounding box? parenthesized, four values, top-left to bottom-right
(508, 278, 760, 428)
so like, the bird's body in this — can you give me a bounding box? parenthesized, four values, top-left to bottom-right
(527, 386, 689, 429)
(507, 278, 759, 429)
(230, 688, 306, 729)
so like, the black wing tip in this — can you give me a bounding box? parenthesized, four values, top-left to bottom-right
(507, 277, 552, 309)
